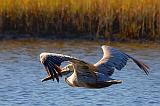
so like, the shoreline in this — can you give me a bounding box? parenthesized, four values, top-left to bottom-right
(0, 34, 159, 44)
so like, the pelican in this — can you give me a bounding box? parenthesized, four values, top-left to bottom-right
(39, 45, 149, 88)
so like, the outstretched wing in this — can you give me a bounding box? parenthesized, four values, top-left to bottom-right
(40, 52, 95, 82)
(71, 60, 97, 83)
(94, 45, 149, 76)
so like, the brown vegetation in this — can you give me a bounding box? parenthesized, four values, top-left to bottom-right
(0, 0, 160, 40)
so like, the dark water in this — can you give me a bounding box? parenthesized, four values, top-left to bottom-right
(0, 39, 160, 106)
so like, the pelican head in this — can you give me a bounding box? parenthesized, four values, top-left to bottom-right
(61, 64, 74, 76)
(62, 64, 74, 72)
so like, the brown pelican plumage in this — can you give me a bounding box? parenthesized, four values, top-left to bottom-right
(39, 45, 149, 88)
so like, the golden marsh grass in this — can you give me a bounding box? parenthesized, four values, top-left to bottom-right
(0, 0, 160, 40)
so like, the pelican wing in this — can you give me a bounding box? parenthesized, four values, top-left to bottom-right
(94, 45, 149, 76)
(40, 53, 95, 82)
(71, 60, 97, 83)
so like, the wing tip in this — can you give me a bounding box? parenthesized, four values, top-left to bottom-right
(131, 57, 150, 75)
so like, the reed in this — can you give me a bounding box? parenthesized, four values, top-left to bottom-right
(0, 0, 160, 40)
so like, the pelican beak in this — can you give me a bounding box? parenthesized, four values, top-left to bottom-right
(54, 64, 62, 77)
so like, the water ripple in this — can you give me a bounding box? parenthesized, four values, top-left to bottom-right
(0, 40, 160, 106)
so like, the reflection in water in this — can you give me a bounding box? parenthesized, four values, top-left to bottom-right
(0, 39, 160, 106)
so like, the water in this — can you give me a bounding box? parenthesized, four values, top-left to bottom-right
(0, 39, 160, 106)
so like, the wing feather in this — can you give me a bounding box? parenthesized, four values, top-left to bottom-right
(40, 52, 96, 82)
(94, 45, 149, 76)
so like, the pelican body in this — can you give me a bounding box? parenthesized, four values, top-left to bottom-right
(40, 45, 149, 88)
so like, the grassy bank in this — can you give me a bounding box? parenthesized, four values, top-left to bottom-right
(0, 0, 160, 40)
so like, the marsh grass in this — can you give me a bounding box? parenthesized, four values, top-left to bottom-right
(0, 0, 160, 40)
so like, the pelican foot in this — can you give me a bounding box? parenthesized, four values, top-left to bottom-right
(106, 80, 122, 84)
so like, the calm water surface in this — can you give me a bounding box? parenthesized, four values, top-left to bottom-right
(0, 39, 160, 106)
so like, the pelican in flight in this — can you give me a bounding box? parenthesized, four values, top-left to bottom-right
(40, 45, 149, 88)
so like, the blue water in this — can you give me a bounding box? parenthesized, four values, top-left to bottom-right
(0, 39, 160, 106)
